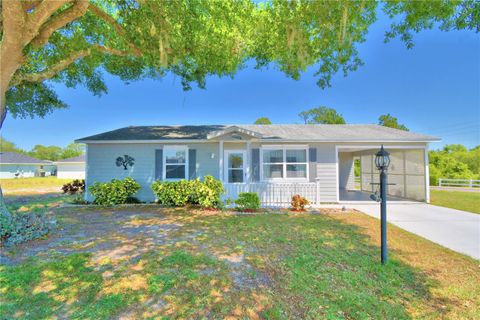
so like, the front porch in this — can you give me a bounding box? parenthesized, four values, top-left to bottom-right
(223, 181, 320, 207)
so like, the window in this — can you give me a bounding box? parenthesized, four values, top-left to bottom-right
(262, 146, 308, 180)
(164, 146, 188, 180)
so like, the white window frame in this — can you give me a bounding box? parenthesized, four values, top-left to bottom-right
(224, 149, 247, 183)
(260, 145, 309, 182)
(163, 145, 189, 181)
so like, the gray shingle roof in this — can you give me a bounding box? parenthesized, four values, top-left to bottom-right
(76, 124, 439, 142)
(55, 155, 85, 163)
(0, 152, 52, 164)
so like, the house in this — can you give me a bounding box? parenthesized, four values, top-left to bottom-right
(55, 155, 86, 179)
(0, 152, 55, 178)
(76, 124, 439, 206)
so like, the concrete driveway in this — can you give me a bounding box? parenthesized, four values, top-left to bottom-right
(349, 203, 480, 260)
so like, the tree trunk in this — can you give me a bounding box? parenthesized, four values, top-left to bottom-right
(0, 94, 13, 222)
(0, 78, 13, 222)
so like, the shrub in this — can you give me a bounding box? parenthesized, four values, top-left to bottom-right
(235, 192, 261, 211)
(89, 177, 141, 206)
(151, 176, 224, 209)
(62, 179, 85, 195)
(151, 179, 192, 206)
(1, 212, 56, 246)
(291, 194, 309, 211)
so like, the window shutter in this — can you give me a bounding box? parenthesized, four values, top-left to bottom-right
(309, 148, 317, 182)
(251, 148, 260, 182)
(155, 149, 163, 180)
(189, 149, 197, 179)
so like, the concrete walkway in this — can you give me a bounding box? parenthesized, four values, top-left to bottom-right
(343, 203, 480, 260)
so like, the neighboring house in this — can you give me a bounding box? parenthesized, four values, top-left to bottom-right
(76, 124, 439, 206)
(55, 155, 86, 179)
(0, 152, 55, 178)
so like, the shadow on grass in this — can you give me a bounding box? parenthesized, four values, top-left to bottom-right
(0, 208, 453, 319)
(194, 213, 451, 319)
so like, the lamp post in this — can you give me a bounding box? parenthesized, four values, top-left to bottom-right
(375, 145, 390, 265)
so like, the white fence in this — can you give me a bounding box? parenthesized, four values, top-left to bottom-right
(224, 182, 320, 207)
(438, 179, 480, 188)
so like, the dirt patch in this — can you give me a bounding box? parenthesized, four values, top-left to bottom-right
(1, 207, 183, 266)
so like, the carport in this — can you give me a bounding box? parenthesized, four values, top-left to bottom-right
(337, 146, 429, 203)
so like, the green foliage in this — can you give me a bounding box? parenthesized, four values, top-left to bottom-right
(62, 179, 85, 195)
(354, 158, 361, 177)
(89, 177, 141, 206)
(429, 144, 479, 185)
(254, 117, 272, 124)
(378, 113, 409, 131)
(382, 0, 479, 49)
(60, 143, 85, 159)
(291, 194, 310, 211)
(0, 211, 56, 246)
(151, 176, 224, 209)
(234, 192, 261, 211)
(299, 106, 346, 124)
(0, 137, 26, 154)
(0, 139, 84, 161)
(28, 144, 63, 161)
(6, 83, 68, 119)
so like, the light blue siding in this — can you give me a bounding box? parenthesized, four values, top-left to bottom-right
(85, 143, 218, 202)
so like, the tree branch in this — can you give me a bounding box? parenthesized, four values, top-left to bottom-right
(23, 0, 44, 12)
(88, 3, 142, 56)
(31, 0, 90, 48)
(12, 44, 131, 85)
(25, 0, 72, 44)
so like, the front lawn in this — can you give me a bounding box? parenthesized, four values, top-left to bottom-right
(1, 201, 478, 319)
(0, 177, 73, 195)
(430, 189, 480, 214)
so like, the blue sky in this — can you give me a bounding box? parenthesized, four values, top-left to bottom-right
(2, 13, 479, 151)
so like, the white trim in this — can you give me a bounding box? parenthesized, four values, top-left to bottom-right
(224, 150, 247, 183)
(77, 139, 440, 144)
(425, 145, 430, 203)
(259, 145, 309, 182)
(207, 126, 263, 139)
(84, 145, 89, 201)
(336, 145, 428, 150)
(219, 141, 224, 182)
(0, 163, 52, 165)
(162, 145, 189, 181)
(335, 145, 339, 202)
(54, 161, 85, 165)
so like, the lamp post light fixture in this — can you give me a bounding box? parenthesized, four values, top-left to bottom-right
(375, 145, 390, 265)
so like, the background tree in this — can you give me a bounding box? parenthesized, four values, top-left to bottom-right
(60, 143, 85, 159)
(299, 106, 346, 124)
(0, 137, 26, 154)
(378, 114, 409, 131)
(29, 145, 63, 161)
(254, 117, 272, 125)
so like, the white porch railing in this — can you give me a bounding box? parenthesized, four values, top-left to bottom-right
(223, 182, 320, 207)
(438, 179, 480, 188)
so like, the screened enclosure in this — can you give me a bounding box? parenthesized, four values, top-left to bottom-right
(359, 149, 426, 201)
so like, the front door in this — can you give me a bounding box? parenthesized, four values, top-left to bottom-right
(225, 150, 246, 183)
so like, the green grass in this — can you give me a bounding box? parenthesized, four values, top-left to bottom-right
(1, 205, 478, 319)
(0, 177, 73, 194)
(430, 189, 480, 214)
